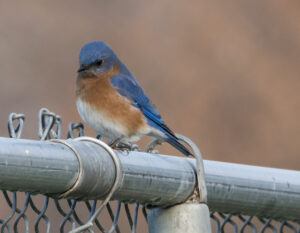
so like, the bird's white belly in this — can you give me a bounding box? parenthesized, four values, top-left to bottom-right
(76, 98, 129, 140)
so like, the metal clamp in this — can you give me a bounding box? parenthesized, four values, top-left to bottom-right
(145, 134, 207, 203)
(49, 139, 84, 199)
(50, 137, 122, 233)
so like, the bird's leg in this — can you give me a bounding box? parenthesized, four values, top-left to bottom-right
(109, 137, 124, 148)
(109, 137, 135, 152)
(116, 141, 134, 150)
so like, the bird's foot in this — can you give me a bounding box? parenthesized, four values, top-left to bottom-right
(112, 142, 140, 154)
(114, 142, 132, 150)
(109, 137, 123, 148)
(108, 137, 135, 151)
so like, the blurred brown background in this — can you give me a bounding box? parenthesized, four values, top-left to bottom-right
(0, 0, 299, 170)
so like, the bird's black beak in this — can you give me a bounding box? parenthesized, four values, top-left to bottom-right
(77, 65, 88, 73)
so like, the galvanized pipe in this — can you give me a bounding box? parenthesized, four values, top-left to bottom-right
(204, 160, 300, 221)
(0, 137, 196, 204)
(148, 204, 212, 233)
(0, 137, 300, 221)
(0, 138, 78, 194)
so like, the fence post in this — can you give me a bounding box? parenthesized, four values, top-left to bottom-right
(148, 203, 211, 233)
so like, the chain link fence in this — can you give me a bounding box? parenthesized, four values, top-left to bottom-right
(0, 108, 299, 233)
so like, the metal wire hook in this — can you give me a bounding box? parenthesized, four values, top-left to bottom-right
(68, 123, 84, 139)
(38, 108, 61, 140)
(8, 113, 25, 139)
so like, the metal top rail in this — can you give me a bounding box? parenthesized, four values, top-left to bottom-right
(0, 137, 299, 222)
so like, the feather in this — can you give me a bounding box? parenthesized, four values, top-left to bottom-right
(109, 64, 192, 155)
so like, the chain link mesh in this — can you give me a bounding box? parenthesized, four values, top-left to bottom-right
(0, 109, 299, 233)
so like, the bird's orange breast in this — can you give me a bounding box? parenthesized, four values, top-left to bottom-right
(76, 67, 147, 136)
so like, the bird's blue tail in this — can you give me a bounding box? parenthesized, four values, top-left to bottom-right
(140, 106, 192, 156)
(165, 133, 192, 156)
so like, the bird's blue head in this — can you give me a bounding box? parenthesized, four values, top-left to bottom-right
(77, 41, 119, 76)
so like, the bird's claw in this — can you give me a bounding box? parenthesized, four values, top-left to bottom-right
(110, 141, 139, 154)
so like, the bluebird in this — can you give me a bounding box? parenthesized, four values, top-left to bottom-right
(76, 41, 192, 155)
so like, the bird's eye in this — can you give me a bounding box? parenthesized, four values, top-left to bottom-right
(95, 59, 103, 66)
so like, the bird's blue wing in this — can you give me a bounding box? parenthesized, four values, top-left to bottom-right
(110, 70, 192, 155)
(110, 71, 177, 134)
(110, 72, 171, 131)
(109, 69, 161, 119)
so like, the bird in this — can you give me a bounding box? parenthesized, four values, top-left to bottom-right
(76, 41, 192, 156)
